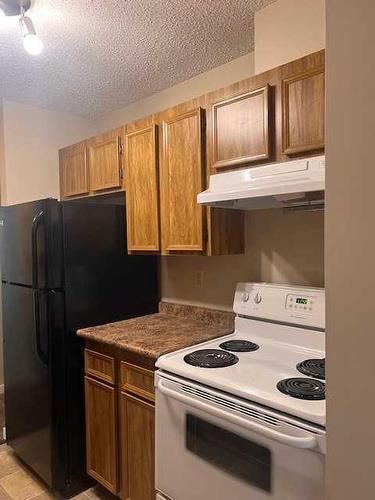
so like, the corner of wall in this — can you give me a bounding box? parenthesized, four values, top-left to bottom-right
(0, 101, 6, 206)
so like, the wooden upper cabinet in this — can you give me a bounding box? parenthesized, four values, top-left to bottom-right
(59, 143, 89, 198)
(160, 108, 205, 252)
(88, 133, 123, 192)
(212, 85, 271, 169)
(282, 65, 325, 155)
(125, 124, 160, 252)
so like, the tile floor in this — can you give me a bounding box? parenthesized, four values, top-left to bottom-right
(0, 444, 117, 500)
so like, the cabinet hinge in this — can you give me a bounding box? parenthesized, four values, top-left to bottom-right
(118, 143, 123, 155)
(119, 167, 124, 180)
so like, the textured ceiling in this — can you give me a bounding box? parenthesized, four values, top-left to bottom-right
(0, 0, 276, 117)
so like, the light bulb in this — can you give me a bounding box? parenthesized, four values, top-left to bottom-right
(19, 15, 43, 55)
(23, 33, 43, 55)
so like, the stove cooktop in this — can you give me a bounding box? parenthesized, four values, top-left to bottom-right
(156, 316, 326, 426)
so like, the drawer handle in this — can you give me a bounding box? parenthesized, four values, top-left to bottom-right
(157, 380, 320, 451)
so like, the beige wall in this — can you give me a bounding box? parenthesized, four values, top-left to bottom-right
(0, 103, 5, 206)
(98, 52, 255, 131)
(0, 104, 4, 385)
(0, 99, 97, 205)
(162, 210, 324, 310)
(255, 0, 325, 73)
(326, 1, 375, 498)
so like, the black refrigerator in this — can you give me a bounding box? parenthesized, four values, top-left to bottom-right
(0, 197, 159, 497)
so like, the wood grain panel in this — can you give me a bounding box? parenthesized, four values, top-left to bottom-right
(85, 377, 118, 494)
(120, 392, 155, 500)
(88, 135, 122, 191)
(125, 125, 160, 251)
(59, 143, 89, 198)
(84, 349, 115, 385)
(160, 108, 205, 252)
(282, 65, 325, 155)
(120, 362, 154, 402)
(212, 85, 270, 169)
(207, 208, 245, 255)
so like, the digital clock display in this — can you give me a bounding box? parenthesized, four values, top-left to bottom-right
(296, 298, 308, 305)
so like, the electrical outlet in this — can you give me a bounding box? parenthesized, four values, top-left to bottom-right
(195, 269, 205, 288)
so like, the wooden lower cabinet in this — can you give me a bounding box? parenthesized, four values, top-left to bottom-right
(120, 392, 155, 500)
(84, 348, 155, 499)
(84, 376, 119, 494)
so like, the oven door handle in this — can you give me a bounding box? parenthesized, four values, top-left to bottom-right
(157, 380, 318, 450)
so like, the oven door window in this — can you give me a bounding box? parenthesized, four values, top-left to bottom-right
(186, 414, 272, 492)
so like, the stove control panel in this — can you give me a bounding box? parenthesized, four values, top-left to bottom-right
(234, 283, 325, 329)
(286, 294, 314, 312)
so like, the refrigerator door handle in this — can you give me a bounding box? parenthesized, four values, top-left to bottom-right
(33, 290, 49, 366)
(31, 210, 45, 289)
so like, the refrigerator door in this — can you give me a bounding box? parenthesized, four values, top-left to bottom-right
(2, 283, 53, 485)
(0, 199, 62, 289)
(61, 201, 159, 331)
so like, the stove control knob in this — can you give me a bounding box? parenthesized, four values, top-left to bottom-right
(241, 292, 250, 302)
(254, 292, 262, 304)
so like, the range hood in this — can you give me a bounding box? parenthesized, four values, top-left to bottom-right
(198, 155, 325, 211)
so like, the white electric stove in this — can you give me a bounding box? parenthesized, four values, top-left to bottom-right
(155, 283, 326, 500)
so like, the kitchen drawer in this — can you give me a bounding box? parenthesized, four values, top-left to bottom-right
(84, 349, 115, 385)
(120, 361, 155, 402)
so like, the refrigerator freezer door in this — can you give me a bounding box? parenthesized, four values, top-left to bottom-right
(2, 283, 53, 486)
(0, 199, 62, 288)
(61, 201, 159, 330)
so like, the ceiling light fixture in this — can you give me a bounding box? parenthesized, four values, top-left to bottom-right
(0, 0, 30, 16)
(0, 0, 43, 55)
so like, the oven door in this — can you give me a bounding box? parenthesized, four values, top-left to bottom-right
(155, 372, 325, 500)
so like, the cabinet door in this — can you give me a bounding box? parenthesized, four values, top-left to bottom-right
(125, 125, 160, 251)
(212, 85, 270, 169)
(85, 377, 118, 494)
(88, 136, 122, 191)
(161, 108, 205, 252)
(59, 144, 89, 198)
(282, 66, 325, 155)
(120, 392, 155, 500)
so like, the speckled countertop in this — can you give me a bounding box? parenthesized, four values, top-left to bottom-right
(77, 301, 234, 361)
